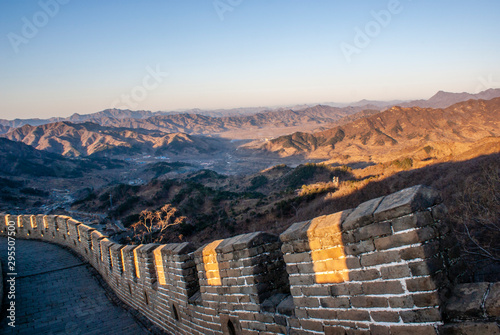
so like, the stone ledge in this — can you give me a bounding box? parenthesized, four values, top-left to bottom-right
(486, 282, 500, 318)
(159, 242, 196, 255)
(373, 185, 441, 222)
(342, 196, 385, 231)
(439, 322, 500, 335)
(217, 232, 278, 253)
(445, 282, 490, 320)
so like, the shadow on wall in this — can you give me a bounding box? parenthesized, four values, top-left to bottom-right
(279, 185, 453, 334)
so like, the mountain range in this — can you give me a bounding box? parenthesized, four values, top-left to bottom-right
(401, 88, 500, 109)
(2, 89, 499, 162)
(2, 89, 498, 136)
(2, 122, 225, 157)
(259, 97, 500, 162)
(0, 138, 107, 177)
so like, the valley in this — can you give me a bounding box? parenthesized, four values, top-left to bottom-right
(1, 90, 499, 280)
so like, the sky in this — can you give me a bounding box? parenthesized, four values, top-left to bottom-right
(1, 0, 499, 120)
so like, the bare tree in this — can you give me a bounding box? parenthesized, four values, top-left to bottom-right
(132, 204, 186, 244)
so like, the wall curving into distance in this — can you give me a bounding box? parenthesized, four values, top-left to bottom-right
(1, 185, 499, 334)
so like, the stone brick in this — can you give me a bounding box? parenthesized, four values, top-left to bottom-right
(445, 282, 490, 320)
(342, 196, 384, 231)
(370, 311, 400, 323)
(360, 250, 401, 267)
(389, 295, 414, 309)
(283, 252, 312, 264)
(485, 282, 500, 317)
(346, 329, 370, 335)
(320, 297, 350, 308)
(292, 240, 311, 253)
(347, 283, 363, 296)
(406, 277, 437, 292)
(350, 296, 388, 308)
(349, 269, 381, 281)
(392, 211, 434, 232)
(374, 230, 421, 250)
(369, 325, 390, 335)
(345, 256, 361, 269)
(324, 326, 348, 335)
(329, 283, 362, 297)
(300, 319, 324, 332)
(409, 258, 443, 276)
(353, 222, 392, 242)
(301, 286, 331, 296)
(265, 324, 287, 334)
(308, 309, 337, 319)
(281, 243, 294, 254)
(289, 274, 315, 286)
(362, 281, 404, 295)
(380, 264, 411, 279)
(389, 325, 438, 335)
(400, 308, 442, 323)
(344, 240, 375, 256)
(329, 283, 349, 296)
(294, 297, 320, 308)
(439, 322, 500, 335)
(399, 241, 439, 260)
(412, 292, 440, 307)
(337, 310, 371, 321)
(373, 185, 441, 222)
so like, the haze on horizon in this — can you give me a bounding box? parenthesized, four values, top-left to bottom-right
(1, 0, 499, 120)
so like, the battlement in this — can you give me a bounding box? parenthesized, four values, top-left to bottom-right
(2, 185, 495, 334)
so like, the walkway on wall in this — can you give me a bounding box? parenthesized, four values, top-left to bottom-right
(0, 237, 150, 335)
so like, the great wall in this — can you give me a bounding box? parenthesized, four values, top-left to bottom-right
(1, 185, 499, 334)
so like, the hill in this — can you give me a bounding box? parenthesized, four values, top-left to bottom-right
(2, 121, 226, 157)
(0, 138, 106, 178)
(259, 98, 500, 162)
(402, 88, 500, 109)
(59, 104, 378, 138)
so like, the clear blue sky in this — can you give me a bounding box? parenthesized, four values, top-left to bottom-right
(1, 0, 499, 119)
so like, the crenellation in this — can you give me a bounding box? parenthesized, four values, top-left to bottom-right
(121, 245, 139, 282)
(99, 238, 115, 275)
(134, 243, 160, 289)
(31, 214, 45, 239)
(56, 215, 71, 239)
(44, 215, 58, 239)
(90, 230, 107, 269)
(77, 224, 95, 260)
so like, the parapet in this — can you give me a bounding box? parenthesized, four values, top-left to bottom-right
(1, 185, 497, 334)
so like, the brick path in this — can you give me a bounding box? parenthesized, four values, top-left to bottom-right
(0, 237, 150, 335)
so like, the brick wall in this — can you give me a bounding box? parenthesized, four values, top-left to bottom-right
(1, 185, 498, 334)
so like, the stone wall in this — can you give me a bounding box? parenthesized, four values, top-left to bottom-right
(1, 185, 498, 334)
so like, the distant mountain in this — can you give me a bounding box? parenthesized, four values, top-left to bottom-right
(2, 122, 225, 157)
(0, 107, 269, 130)
(73, 105, 378, 136)
(401, 88, 500, 109)
(66, 109, 156, 122)
(2, 88, 498, 134)
(0, 138, 105, 177)
(174, 107, 269, 117)
(0, 109, 157, 130)
(260, 98, 500, 160)
(0, 104, 379, 134)
(348, 99, 406, 108)
(0, 124, 10, 135)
